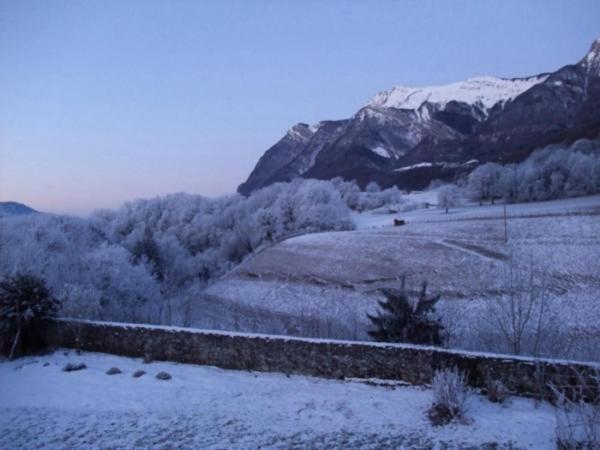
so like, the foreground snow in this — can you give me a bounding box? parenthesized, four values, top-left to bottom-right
(0, 351, 556, 449)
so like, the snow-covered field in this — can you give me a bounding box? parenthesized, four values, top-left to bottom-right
(354, 192, 600, 229)
(199, 194, 600, 360)
(0, 350, 557, 449)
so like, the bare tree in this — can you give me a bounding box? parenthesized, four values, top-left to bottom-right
(483, 260, 550, 356)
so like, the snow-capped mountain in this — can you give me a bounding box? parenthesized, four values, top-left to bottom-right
(239, 39, 600, 195)
(581, 37, 600, 76)
(367, 75, 548, 112)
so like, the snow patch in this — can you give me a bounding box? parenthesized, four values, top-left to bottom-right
(286, 124, 315, 141)
(394, 162, 434, 172)
(582, 37, 600, 75)
(355, 107, 391, 123)
(370, 146, 390, 159)
(368, 75, 548, 111)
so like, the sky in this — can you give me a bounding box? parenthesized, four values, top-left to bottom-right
(1, 1, 599, 215)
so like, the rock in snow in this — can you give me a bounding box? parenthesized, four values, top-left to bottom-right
(155, 371, 172, 380)
(62, 362, 87, 372)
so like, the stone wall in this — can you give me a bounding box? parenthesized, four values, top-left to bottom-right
(42, 319, 600, 400)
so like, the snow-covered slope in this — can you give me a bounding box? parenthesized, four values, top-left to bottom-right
(203, 195, 600, 361)
(367, 75, 548, 111)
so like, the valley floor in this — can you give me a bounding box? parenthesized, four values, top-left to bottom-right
(0, 350, 557, 449)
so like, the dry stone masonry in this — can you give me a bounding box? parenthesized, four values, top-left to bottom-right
(41, 319, 600, 401)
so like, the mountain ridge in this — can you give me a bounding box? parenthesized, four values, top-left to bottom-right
(0, 201, 38, 218)
(239, 39, 600, 195)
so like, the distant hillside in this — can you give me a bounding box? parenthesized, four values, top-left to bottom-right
(0, 202, 38, 218)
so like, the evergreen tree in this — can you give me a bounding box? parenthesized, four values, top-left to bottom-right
(0, 274, 60, 358)
(367, 278, 443, 345)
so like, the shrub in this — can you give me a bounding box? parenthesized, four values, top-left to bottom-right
(484, 375, 510, 404)
(551, 371, 600, 449)
(555, 401, 600, 449)
(428, 367, 470, 426)
(367, 278, 444, 345)
(0, 274, 60, 358)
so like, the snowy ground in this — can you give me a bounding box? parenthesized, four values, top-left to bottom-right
(198, 194, 600, 360)
(353, 192, 600, 229)
(0, 350, 557, 449)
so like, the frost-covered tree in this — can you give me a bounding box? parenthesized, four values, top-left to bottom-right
(465, 143, 600, 204)
(330, 177, 361, 210)
(331, 180, 404, 212)
(437, 185, 462, 213)
(0, 178, 357, 326)
(468, 162, 503, 204)
(365, 181, 381, 193)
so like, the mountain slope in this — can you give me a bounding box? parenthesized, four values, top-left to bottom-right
(0, 202, 38, 218)
(403, 38, 600, 168)
(237, 123, 316, 195)
(239, 39, 600, 194)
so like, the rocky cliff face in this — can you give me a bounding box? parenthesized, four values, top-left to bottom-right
(237, 123, 316, 195)
(239, 39, 600, 194)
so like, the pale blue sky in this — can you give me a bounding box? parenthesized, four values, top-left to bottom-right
(1, 0, 599, 214)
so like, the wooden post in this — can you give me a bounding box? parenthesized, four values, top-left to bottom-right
(503, 203, 508, 243)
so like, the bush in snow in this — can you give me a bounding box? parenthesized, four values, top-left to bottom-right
(0, 274, 60, 358)
(428, 367, 470, 426)
(551, 371, 600, 450)
(484, 375, 510, 404)
(367, 278, 444, 345)
(555, 401, 600, 450)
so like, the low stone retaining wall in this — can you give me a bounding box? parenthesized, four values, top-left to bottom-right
(42, 319, 600, 400)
